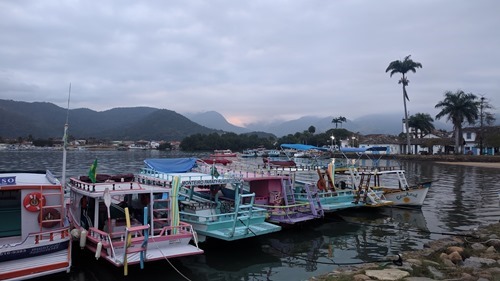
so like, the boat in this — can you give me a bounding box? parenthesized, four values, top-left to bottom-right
(209, 149, 237, 158)
(0, 170, 72, 281)
(199, 158, 233, 166)
(220, 175, 324, 226)
(136, 158, 282, 242)
(294, 159, 393, 212)
(66, 171, 204, 275)
(338, 147, 431, 208)
(240, 149, 257, 158)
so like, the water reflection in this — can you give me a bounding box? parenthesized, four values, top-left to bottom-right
(1, 150, 499, 281)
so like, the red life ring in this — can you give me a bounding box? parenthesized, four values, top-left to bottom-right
(38, 208, 61, 228)
(23, 192, 46, 212)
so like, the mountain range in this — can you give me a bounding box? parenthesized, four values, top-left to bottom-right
(0, 99, 466, 141)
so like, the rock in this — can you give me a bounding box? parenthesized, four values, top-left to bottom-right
(462, 256, 497, 268)
(471, 242, 486, 251)
(426, 266, 444, 279)
(485, 245, 497, 253)
(446, 246, 464, 254)
(485, 238, 500, 249)
(421, 259, 440, 267)
(448, 251, 463, 264)
(404, 277, 436, 281)
(405, 259, 422, 266)
(442, 259, 455, 267)
(439, 252, 449, 261)
(460, 272, 475, 281)
(364, 269, 410, 281)
(353, 274, 371, 281)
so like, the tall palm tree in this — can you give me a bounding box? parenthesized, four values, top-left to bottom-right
(435, 90, 479, 154)
(331, 116, 347, 128)
(386, 55, 422, 154)
(408, 113, 435, 138)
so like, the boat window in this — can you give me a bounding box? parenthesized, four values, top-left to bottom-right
(0, 190, 21, 237)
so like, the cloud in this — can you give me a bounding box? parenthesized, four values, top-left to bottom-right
(1, 0, 499, 126)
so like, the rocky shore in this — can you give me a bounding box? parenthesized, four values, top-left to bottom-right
(309, 222, 500, 281)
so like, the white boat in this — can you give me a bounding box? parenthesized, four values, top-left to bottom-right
(0, 170, 72, 281)
(338, 147, 431, 208)
(66, 172, 203, 275)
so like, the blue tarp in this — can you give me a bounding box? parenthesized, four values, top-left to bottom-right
(144, 158, 197, 173)
(280, 144, 329, 151)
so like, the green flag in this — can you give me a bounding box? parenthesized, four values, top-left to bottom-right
(88, 159, 98, 183)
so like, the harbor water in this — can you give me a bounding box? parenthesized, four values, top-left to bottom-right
(1, 150, 499, 281)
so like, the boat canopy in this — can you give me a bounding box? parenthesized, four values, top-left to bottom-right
(340, 146, 389, 153)
(280, 143, 329, 151)
(144, 158, 197, 173)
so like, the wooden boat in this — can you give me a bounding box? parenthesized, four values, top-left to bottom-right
(240, 149, 257, 158)
(66, 172, 203, 275)
(0, 170, 71, 281)
(294, 160, 393, 212)
(220, 175, 324, 226)
(199, 158, 233, 166)
(136, 158, 282, 242)
(339, 147, 431, 208)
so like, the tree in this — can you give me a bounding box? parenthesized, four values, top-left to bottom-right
(331, 116, 347, 128)
(477, 96, 496, 154)
(435, 90, 479, 154)
(386, 55, 422, 154)
(308, 126, 316, 135)
(408, 113, 435, 138)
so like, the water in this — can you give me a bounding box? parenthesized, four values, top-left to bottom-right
(1, 150, 499, 281)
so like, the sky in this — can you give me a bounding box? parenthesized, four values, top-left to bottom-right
(1, 1, 499, 127)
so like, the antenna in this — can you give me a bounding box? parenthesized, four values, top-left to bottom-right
(61, 83, 71, 188)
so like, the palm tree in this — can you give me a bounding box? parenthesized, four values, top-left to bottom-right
(386, 55, 422, 154)
(331, 116, 347, 128)
(435, 90, 479, 154)
(408, 113, 435, 138)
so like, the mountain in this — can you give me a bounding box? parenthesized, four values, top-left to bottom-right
(184, 111, 250, 134)
(0, 99, 218, 141)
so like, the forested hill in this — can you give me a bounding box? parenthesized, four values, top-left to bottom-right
(0, 99, 219, 141)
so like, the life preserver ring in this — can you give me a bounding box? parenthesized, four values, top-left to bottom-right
(23, 192, 46, 212)
(38, 208, 61, 228)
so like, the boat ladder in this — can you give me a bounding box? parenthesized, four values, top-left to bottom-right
(231, 193, 255, 236)
(38, 176, 65, 232)
(304, 183, 323, 217)
(396, 171, 410, 190)
(281, 177, 296, 205)
(152, 196, 171, 231)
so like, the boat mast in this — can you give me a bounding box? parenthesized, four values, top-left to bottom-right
(61, 83, 71, 187)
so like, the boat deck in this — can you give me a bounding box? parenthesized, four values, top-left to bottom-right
(106, 243, 204, 266)
(200, 222, 281, 241)
(0, 249, 70, 280)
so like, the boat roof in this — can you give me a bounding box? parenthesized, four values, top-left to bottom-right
(280, 143, 329, 151)
(144, 158, 198, 173)
(69, 178, 169, 197)
(0, 170, 60, 186)
(139, 171, 242, 186)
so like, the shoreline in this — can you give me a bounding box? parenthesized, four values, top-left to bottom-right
(435, 162, 500, 169)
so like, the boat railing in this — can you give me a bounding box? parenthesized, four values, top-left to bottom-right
(0, 227, 70, 249)
(87, 227, 117, 259)
(154, 222, 193, 237)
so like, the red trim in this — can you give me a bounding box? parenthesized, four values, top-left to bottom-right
(0, 262, 69, 280)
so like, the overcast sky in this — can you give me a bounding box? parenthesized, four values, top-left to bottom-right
(1, 1, 499, 126)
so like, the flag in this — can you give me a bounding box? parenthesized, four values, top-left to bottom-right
(88, 158, 98, 183)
